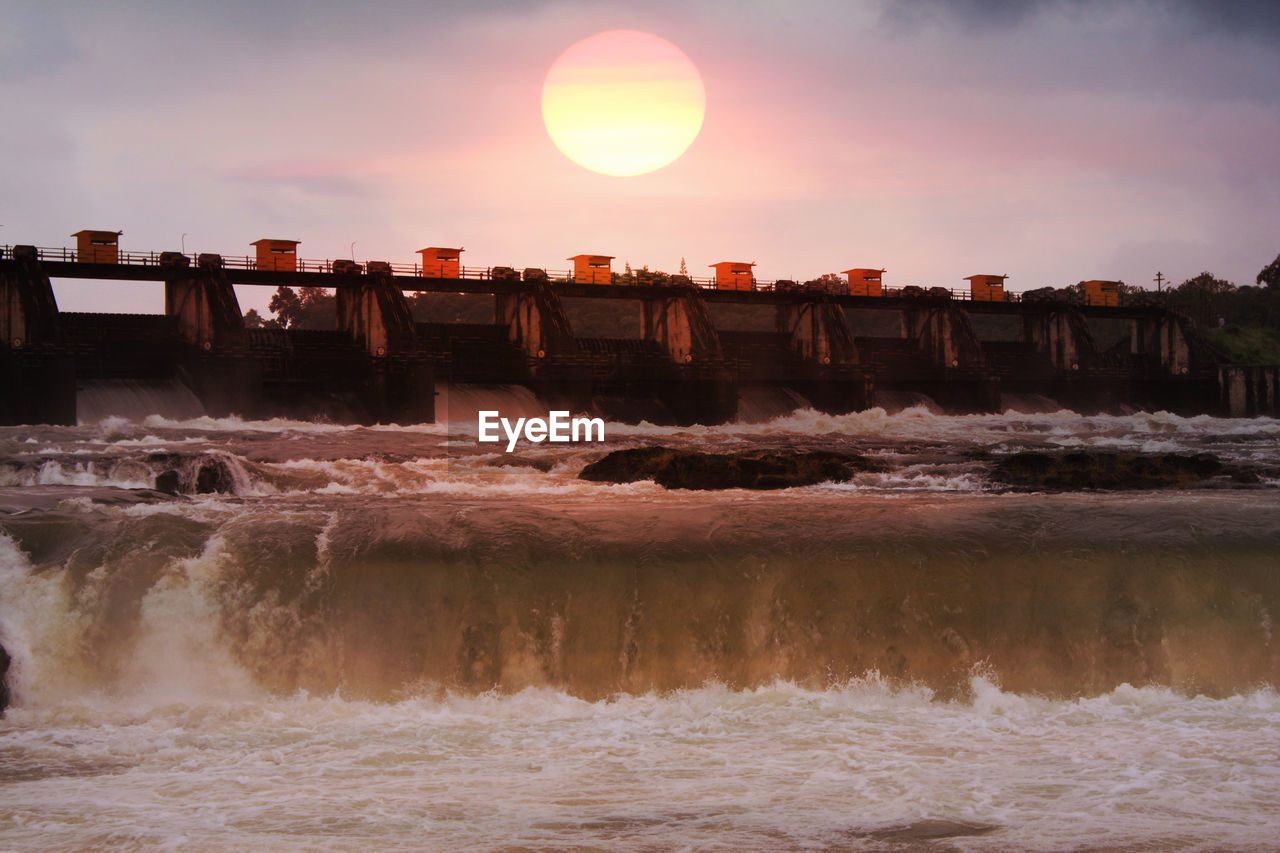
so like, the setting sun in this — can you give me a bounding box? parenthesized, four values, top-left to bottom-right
(541, 30, 706, 177)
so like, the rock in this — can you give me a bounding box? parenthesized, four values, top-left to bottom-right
(991, 450, 1222, 490)
(0, 643, 11, 715)
(154, 470, 181, 494)
(579, 446, 871, 490)
(195, 460, 236, 494)
(147, 452, 238, 495)
(869, 819, 999, 841)
(484, 455, 555, 473)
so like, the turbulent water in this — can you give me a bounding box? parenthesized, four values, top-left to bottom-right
(2, 388, 1280, 851)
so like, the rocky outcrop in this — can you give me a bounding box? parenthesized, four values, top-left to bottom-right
(149, 453, 239, 495)
(991, 450, 1222, 490)
(579, 446, 873, 490)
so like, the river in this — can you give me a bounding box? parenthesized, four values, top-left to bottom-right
(1, 389, 1278, 851)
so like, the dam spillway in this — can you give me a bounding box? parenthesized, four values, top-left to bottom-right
(2, 242, 1275, 425)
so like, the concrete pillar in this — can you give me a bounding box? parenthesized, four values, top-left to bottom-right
(902, 301, 985, 369)
(1, 245, 60, 348)
(163, 254, 245, 350)
(0, 247, 75, 425)
(642, 289, 721, 363)
(337, 270, 418, 357)
(1220, 366, 1280, 417)
(1131, 312, 1191, 375)
(1263, 367, 1280, 416)
(494, 280, 578, 360)
(776, 297, 858, 365)
(332, 269, 434, 423)
(1024, 305, 1098, 371)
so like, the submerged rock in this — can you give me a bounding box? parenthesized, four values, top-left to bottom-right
(0, 486, 181, 515)
(579, 446, 872, 490)
(991, 450, 1222, 490)
(868, 819, 1000, 841)
(0, 643, 10, 715)
(483, 455, 556, 473)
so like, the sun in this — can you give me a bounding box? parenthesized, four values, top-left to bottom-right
(541, 30, 706, 177)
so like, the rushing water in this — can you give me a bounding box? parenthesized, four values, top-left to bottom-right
(2, 392, 1280, 851)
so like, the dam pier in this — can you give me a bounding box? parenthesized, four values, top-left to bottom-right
(2, 237, 1275, 425)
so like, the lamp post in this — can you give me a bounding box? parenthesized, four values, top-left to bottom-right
(181, 233, 187, 254)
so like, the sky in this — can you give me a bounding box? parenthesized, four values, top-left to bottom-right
(3, 0, 1280, 315)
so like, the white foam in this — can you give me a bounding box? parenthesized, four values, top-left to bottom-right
(2, 679, 1277, 851)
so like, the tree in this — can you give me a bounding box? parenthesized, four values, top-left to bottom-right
(1177, 272, 1236, 296)
(268, 285, 300, 321)
(1258, 253, 1280, 289)
(1169, 272, 1236, 325)
(268, 285, 336, 329)
(242, 308, 281, 329)
(804, 272, 848, 294)
(679, 257, 688, 276)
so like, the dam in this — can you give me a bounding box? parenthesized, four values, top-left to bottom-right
(2, 237, 1276, 425)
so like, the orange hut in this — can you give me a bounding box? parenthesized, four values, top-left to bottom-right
(417, 247, 463, 278)
(251, 239, 300, 272)
(568, 254, 614, 284)
(710, 261, 755, 291)
(965, 274, 1007, 302)
(72, 230, 121, 264)
(1082, 280, 1122, 307)
(842, 268, 885, 297)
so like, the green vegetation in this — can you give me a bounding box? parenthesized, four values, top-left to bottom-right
(243, 286, 335, 329)
(1203, 325, 1280, 365)
(246, 288, 497, 329)
(1115, 254, 1280, 364)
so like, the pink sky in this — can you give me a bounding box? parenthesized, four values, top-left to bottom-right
(3, 1, 1279, 315)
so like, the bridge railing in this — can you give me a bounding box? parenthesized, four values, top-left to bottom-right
(0, 247, 992, 301)
(4, 244, 1158, 308)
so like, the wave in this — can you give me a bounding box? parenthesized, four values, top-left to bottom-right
(2, 674, 1277, 851)
(3, 492, 1279, 709)
(5, 403, 1280, 500)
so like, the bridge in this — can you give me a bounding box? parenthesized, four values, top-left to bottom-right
(2, 241, 1275, 425)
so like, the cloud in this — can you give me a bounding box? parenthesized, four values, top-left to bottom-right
(879, 0, 1280, 40)
(879, 0, 1080, 31)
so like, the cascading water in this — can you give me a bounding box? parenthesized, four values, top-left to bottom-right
(436, 383, 550, 425)
(77, 378, 207, 424)
(735, 386, 812, 423)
